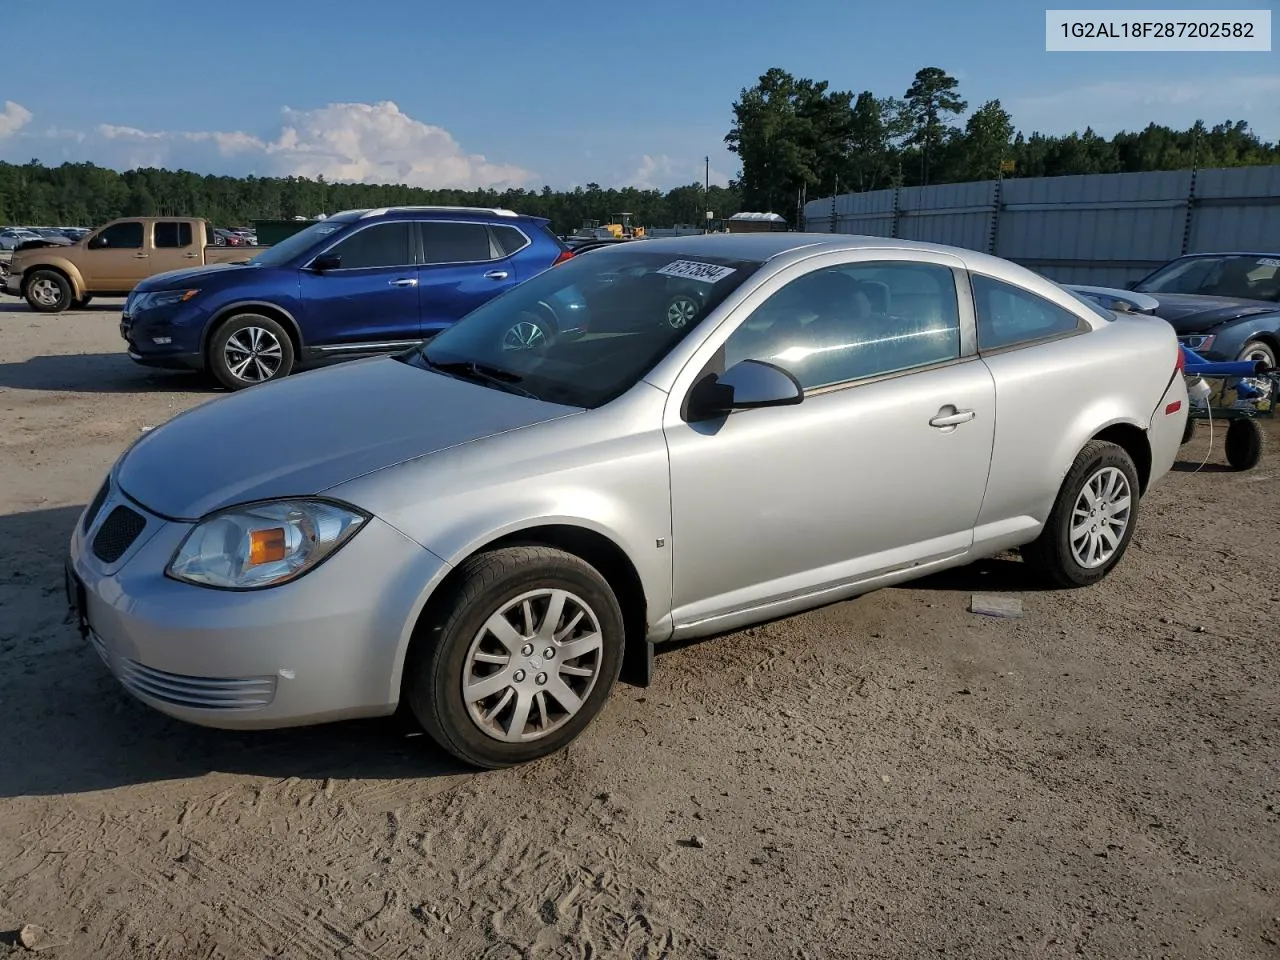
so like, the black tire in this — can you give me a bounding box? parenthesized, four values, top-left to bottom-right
(1238, 339, 1277, 371)
(404, 546, 625, 769)
(71, 295, 93, 309)
(207, 313, 295, 390)
(1225, 418, 1265, 470)
(24, 269, 72, 313)
(1181, 417, 1197, 446)
(1021, 439, 1141, 589)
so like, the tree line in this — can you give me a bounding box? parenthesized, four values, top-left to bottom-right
(0, 160, 741, 236)
(2, 64, 1277, 232)
(726, 66, 1280, 219)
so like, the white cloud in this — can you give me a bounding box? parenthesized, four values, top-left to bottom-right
(0, 100, 535, 190)
(622, 153, 731, 191)
(1009, 74, 1280, 140)
(0, 101, 33, 138)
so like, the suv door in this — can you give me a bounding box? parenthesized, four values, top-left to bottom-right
(662, 254, 997, 629)
(416, 220, 519, 336)
(297, 221, 420, 347)
(82, 221, 149, 291)
(152, 220, 199, 273)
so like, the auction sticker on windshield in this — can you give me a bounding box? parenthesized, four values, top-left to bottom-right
(657, 260, 737, 283)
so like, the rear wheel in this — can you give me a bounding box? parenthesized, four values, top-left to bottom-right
(1225, 419, 1264, 470)
(208, 313, 295, 390)
(24, 270, 72, 313)
(1021, 440, 1140, 588)
(1181, 417, 1197, 446)
(404, 546, 624, 769)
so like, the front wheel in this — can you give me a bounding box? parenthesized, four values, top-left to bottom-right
(24, 269, 72, 313)
(1021, 440, 1140, 588)
(208, 313, 295, 390)
(404, 546, 625, 769)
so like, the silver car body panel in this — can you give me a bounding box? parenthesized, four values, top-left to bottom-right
(70, 232, 1188, 729)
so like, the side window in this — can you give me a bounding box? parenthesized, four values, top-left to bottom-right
(94, 221, 144, 249)
(154, 221, 193, 248)
(419, 222, 495, 264)
(722, 261, 962, 391)
(491, 225, 530, 257)
(205, 223, 217, 246)
(970, 273, 1085, 351)
(325, 222, 412, 269)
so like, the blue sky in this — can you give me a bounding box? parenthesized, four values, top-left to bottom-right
(2, 0, 1276, 191)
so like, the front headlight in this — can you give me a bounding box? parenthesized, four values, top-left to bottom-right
(167, 499, 368, 590)
(1179, 333, 1215, 352)
(135, 288, 200, 311)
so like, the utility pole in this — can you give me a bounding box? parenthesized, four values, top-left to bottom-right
(704, 156, 710, 232)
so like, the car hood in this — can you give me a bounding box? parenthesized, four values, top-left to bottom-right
(1131, 291, 1280, 333)
(135, 262, 252, 291)
(116, 356, 580, 520)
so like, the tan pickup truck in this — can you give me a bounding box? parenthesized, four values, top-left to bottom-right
(2, 217, 263, 313)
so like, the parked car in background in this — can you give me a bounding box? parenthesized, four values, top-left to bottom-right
(2, 217, 263, 312)
(1100, 253, 1280, 369)
(120, 205, 573, 390)
(68, 233, 1186, 769)
(0, 228, 42, 251)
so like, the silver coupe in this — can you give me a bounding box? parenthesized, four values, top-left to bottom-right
(67, 233, 1189, 768)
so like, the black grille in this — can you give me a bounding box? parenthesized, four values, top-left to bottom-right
(92, 506, 146, 563)
(83, 480, 110, 532)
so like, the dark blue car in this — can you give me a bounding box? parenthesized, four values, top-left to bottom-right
(121, 206, 572, 390)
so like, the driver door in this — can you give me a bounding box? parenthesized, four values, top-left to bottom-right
(83, 221, 149, 290)
(662, 253, 997, 630)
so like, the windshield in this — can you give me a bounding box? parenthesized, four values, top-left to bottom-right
(248, 218, 354, 267)
(405, 248, 764, 408)
(1135, 254, 1280, 302)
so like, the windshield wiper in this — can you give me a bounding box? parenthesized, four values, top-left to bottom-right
(423, 357, 539, 399)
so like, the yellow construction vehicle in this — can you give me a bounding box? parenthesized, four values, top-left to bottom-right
(603, 213, 645, 239)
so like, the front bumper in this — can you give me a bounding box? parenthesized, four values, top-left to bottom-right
(121, 307, 206, 371)
(2, 269, 22, 297)
(67, 475, 450, 729)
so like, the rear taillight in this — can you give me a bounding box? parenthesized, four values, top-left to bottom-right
(553, 249, 574, 266)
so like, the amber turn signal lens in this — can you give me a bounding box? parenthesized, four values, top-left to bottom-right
(249, 527, 288, 565)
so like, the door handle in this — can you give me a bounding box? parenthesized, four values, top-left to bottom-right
(389, 278, 418, 287)
(930, 407, 976, 428)
(183, 252, 199, 259)
(133, 253, 149, 259)
(484, 270, 509, 280)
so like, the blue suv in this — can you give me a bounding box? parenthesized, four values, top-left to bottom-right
(120, 206, 572, 390)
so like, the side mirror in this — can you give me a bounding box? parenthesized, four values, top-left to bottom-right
(686, 359, 803, 421)
(311, 254, 341, 272)
(86, 235, 106, 250)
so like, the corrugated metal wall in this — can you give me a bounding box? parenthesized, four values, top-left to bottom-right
(803, 164, 1280, 286)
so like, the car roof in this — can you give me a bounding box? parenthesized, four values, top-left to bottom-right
(327, 206, 543, 223)
(618, 232, 1026, 272)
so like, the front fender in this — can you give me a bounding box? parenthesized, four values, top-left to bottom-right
(15, 254, 87, 298)
(1205, 315, 1280, 359)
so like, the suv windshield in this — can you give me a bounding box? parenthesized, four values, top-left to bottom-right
(1135, 254, 1280, 302)
(248, 217, 355, 267)
(404, 248, 764, 408)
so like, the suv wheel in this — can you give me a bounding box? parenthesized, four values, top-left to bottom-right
(208, 313, 295, 390)
(404, 546, 624, 769)
(25, 270, 73, 313)
(501, 312, 553, 353)
(1021, 440, 1140, 588)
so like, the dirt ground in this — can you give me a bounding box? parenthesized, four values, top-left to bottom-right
(0, 299, 1277, 960)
